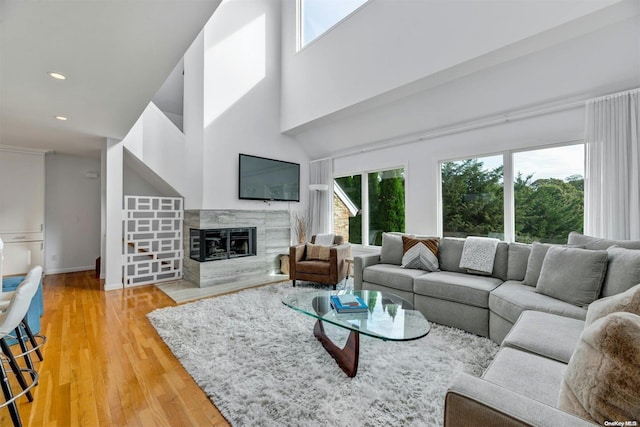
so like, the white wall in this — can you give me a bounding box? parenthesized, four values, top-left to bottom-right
(45, 153, 101, 274)
(281, 0, 624, 132)
(185, 0, 309, 211)
(321, 7, 640, 238)
(120, 102, 187, 197)
(123, 164, 163, 197)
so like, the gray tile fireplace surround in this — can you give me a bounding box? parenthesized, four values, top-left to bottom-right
(184, 209, 290, 288)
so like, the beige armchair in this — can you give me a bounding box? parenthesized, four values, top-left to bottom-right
(289, 235, 351, 290)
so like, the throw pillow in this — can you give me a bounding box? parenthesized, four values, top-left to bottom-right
(600, 246, 640, 297)
(535, 246, 608, 307)
(567, 231, 640, 250)
(437, 237, 466, 273)
(313, 233, 335, 246)
(379, 232, 405, 265)
(401, 236, 439, 272)
(507, 243, 531, 281)
(585, 283, 640, 326)
(305, 243, 331, 261)
(558, 312, 640, 424)
(522, 242, 554, 286)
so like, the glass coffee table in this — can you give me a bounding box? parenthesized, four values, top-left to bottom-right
(282, 290, 430, 377)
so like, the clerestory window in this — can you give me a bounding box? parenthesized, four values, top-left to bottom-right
(298, 0, 369, 49)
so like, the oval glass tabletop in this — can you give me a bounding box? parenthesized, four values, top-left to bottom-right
(282, 290, 430, 341)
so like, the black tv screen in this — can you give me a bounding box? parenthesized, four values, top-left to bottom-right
(239, 154, 300, 202)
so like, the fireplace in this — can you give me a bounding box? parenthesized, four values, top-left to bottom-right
(189, 227, 257, 262)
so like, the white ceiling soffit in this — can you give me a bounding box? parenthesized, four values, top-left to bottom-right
(0, 0, 221, 157)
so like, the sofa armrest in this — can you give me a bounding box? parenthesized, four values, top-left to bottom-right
(445, 373, 596, 427)
(354, 253, 381, 290)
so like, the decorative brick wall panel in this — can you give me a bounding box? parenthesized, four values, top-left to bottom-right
(333, 193, 350, 243)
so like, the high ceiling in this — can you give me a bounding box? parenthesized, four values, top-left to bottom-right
(0, 0, 220, 157)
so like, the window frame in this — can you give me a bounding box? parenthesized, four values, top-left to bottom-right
(334, 165, 407, 247)
(438, 140, 584, 242)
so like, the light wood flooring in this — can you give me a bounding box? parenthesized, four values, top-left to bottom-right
(1, 271, 231, 426)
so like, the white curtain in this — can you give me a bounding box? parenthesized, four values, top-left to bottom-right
(584, 88, 640, 240)
(309, 159, 334, 236)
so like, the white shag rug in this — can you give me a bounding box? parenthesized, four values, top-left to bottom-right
(147, 283, 499, 427)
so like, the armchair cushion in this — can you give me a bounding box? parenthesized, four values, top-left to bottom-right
(306, 243, 331, 261)
(296, 260, 331, 275)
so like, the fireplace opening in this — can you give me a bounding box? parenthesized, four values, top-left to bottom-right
(190, 227, 257, 262)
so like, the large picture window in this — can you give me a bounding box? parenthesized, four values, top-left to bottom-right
(514, 145, 584, 243)
(440, 143, 584, 242)
(441, 155, 504, 239)
(334, 167, 405, 245)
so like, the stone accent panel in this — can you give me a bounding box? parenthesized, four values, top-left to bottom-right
(184, 209, 290, 287)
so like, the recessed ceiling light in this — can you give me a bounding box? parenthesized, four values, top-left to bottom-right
(55, 116, 68, 121)
(48, 72, 66, 80)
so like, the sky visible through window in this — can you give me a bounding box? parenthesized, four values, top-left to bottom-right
(301, 0, 368, 48)
(479, 144, 584, 181)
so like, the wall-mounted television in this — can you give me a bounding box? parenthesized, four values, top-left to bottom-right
(239, 154, 300, 202)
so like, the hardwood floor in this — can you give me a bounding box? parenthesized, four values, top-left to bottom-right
(1, 271, 231, 426)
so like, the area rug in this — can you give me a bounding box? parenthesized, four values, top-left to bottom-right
(147, 283, 499, 426)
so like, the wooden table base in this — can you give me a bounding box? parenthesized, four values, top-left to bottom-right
(313, 319, 360, 377)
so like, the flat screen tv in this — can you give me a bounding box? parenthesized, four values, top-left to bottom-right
(239, 154, 300, 202)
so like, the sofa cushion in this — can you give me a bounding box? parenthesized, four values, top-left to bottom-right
(362, 264, 426, 293)
(585, 283, 640, 326)
(492, 242, 509, 281)
(601, 246, 640, 297)
(483, 347, 566, 407)
(522, 242, 554, 286)
(507, 243, 530, 281)
(401, 236, 439, 272)
(438, 237, 466, 273)
(558, 312, 640, 424)
(567, 231, 640, 250)
(379, 232, 407, 265)
(535, 246, 608, 307)
(502, 311, 584, 364)
(296, 260, 330, 275)
(489, 281, 587, 324)
(413, 271, 501, 308)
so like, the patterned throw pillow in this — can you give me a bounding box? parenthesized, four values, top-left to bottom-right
(306, 243, 331, 261)
(401, 236, 440, 271)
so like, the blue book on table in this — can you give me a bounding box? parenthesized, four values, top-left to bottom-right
(330, 294, 368, 313)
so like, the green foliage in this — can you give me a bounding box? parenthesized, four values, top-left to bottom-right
(335, 170, 405, 245)
(514, 173, 584, 243)
(369, 169, 405, 245)
(441, 159, 504, 238)
(441, 159, 584, 243)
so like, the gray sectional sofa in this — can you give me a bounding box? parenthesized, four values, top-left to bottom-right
(354, 232, 640, 426)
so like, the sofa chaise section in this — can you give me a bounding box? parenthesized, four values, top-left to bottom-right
(489, 281, 587, 344)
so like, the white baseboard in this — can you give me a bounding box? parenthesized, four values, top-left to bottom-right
(46, 265, 95, 275)
(104, 282, 123, 291)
